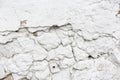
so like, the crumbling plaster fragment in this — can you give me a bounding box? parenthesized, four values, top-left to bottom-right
(0, 0, 120, 80)
(72, 58, 120, 80)
(37, 31, 61, 51)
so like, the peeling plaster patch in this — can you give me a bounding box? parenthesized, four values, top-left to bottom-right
(37, 32, 61, 51)
(0, 59, 11, 80)
(35, 68, 50, 80)
(72, 58, 120, 80)
(30, 61, 50, 80)
(52, 69, 71, 80)
(55, 29, 74, 46)
(0, 45, 15, 58)
(55, 45, 73, 58)
(30, 60, 48, 71)
(46, 50, 57, 61)
(12, 54, 33, 71)
(29, 45, 47, 61)
(0, 0, 120, 80)
(59, 58, 75, 69)
(5, 54, 33, 76)
(0, 64, 7, 79)
(17, 37, 35, 52)
(72, 47, 89, 61)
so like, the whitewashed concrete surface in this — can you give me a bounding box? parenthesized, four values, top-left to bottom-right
(0, 0, 120, 80)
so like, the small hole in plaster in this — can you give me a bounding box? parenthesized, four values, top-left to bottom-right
(52, 66, 56, 68)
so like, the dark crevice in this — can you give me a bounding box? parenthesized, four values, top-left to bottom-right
(20, 77, 30, 80)
(48, 23, 71, 31)
(88, 55, 95, 59)
(49, 25, 60, 31)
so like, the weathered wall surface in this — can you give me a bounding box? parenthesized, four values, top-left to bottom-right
(0, 0, 120, 80)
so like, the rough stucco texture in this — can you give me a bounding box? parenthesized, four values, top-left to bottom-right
(0, 0, 120, 80)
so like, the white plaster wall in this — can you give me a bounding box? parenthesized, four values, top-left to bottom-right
(0, 0, 120, 80)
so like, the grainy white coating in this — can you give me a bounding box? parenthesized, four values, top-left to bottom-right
(0, 0, 120, 80)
